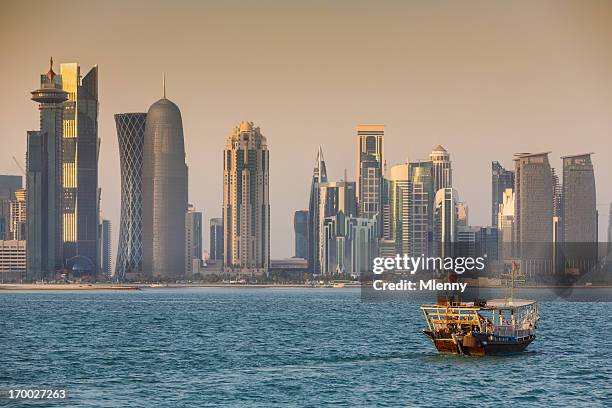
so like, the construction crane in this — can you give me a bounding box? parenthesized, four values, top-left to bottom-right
(12, 155, 26, 176)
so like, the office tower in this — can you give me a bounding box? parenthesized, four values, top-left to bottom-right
(514, 152, 553, 277)
(383, 164, 409, 254)
(209, 218, 223, 261)
(456, 226, 498, 261)
(307, 147, 327, 272)
(561, 154, 596, 243)
(430, 145, 452, 193)
(497, 188, 515, 260)
(114, 113, 146, 279)
(433, 188, 458, 258)
(321, 211, 378, 276)
(10, 189, 27, 241)
(294, 210, 308, 259)
(408, 161, 434, 257)
(185, 204, 203, 275)
(100, 219, 111, 279)
(491, 161, 514, 227)
(59, 63, 99, 274)
(0, 240, 26, 282)
(457, 202, 468, 228)
(142, 87, 188, 280)
(356, 125, 384, 225)
(0, 176, 22, 240)
(27, 59, 67, 280)
(223, 121, 270, 276)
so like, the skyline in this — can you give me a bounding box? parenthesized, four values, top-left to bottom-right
(3, 1, 612, 262)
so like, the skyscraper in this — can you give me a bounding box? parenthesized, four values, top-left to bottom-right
(497, 188, 515, 261)
(433, 188, 458, 258)
(209, 218, 223, 261)
(114, 112, 146, 279)
(383, 163, 409, 255)
(0, 176, 21, 241)
(185, 204, 203, 275)
(514, 152, 553, 277)
(223, 121, 270, 276)
(430, 145, 452, 194)
(10, 189, 27, 241)
(491, 161, 514, 227)
(27, 59, 67, 280)
(100, 219, 111, 279)
(142, 87, 188, 280)
(457, 202, 469, 228)
(356, 125, 384, 226)
(59, 62, 99, 274)
(408, 161, 434, 257)
(307, 147, 327, 272)
(561, 154, 596, 243)
(294, 210, 308, 259)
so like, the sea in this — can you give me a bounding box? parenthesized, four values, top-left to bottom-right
(1, 288, 611, 407)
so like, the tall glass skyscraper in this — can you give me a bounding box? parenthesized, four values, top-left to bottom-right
(209, 218, 223, 261)
(307, 147, 327, 272)
(491, 161, 514, 227)
(356, 125, 384, 227)
(27, 59, 67, 280)
(142, 94, 188, 280)
(59, 63, 99, 274)
(223, 121, 270, 277)
(429, 145, 452, 193)
(294, 210, 308, 259)
(408, 161, 434, 257)
(561, 154, 596, 243)
(383, 163, 409, 255)
(433, 188, 458, 258)
(115, 112, 146, 279)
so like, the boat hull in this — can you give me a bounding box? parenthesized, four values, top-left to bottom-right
(423, 331, 535, 356)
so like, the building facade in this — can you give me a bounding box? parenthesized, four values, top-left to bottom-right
(433, 188, 458, 258)
(497, 188, 515, 261)
(223, 121, 270, 276)
(0, 176, 22, 241)
(209, 218, 223, 261)
(0, 240, 26, 282)
(307, 147, 327, 272)
(356, 125, 384, 227)
(430, 145, 452, 193)
(408, 161, 434, 257)
(100, 219, 111, 279)
(10, 189, 27, 241)
(60, 63, 99, 275)
(27, 59, 67, 280)
(114, 112, 146, 279)
(383, 163, 409, 255)
(293, 210, 308, 259)
(491, 161, 514, 227)
(142, 95, 188, 280)
(185, 204, 203, 276)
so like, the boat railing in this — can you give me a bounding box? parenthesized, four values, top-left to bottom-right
(492, 325, 532, 338)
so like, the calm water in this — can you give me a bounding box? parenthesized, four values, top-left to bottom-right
(1, 288, 611, 407)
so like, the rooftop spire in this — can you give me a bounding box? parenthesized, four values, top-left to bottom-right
(163, 72, 166, 99)
(46, 56, 56, 81)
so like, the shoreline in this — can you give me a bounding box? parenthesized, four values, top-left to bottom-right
(1, 283, 612, 291)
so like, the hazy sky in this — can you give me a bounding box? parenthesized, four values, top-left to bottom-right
(2, 0, 612, 262)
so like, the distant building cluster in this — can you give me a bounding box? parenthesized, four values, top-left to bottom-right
(0, 58, 609, 283)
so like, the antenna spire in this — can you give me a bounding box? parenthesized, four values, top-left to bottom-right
(163, 72, 166, 98)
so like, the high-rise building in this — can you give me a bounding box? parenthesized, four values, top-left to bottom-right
(457, 202, 469, 228)
(562, 154, 596, 243)
(9, 189, 27, 241)
(357, 125, 384, 227)
(607, 203, 612, 257)
(491, 161, 514, 227)
(433, 188, 458, 258)
(317, 181, 358, 270)
(100, 219, 111, 279)
(497, 188, 515, 261)
(0, 240, 26, 282)
(185, 204, 203, 275)
(0, 176, 22, 241)
(408, 161, 434, 257)
(321, 211, 378, 276)
(293, 210, 308, 259)
(114, 112, 146, 279)
(142, 88, 188, 281)
(27, 59, 67, 280)
(383, 164, 409, 254)
(59, 62, 99, 275)
(307, 147, 327, 272)
(430, 145, 452, 193)
(514, 152, 553, 277)
(209, 218, 223, 261)
(223, 121, 270, 276)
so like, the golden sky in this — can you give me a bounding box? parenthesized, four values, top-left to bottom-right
(2, 0, 612, 259)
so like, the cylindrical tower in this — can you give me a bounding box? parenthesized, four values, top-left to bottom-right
(114, 113, 146, 280)
(141, 97, 187, 280)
